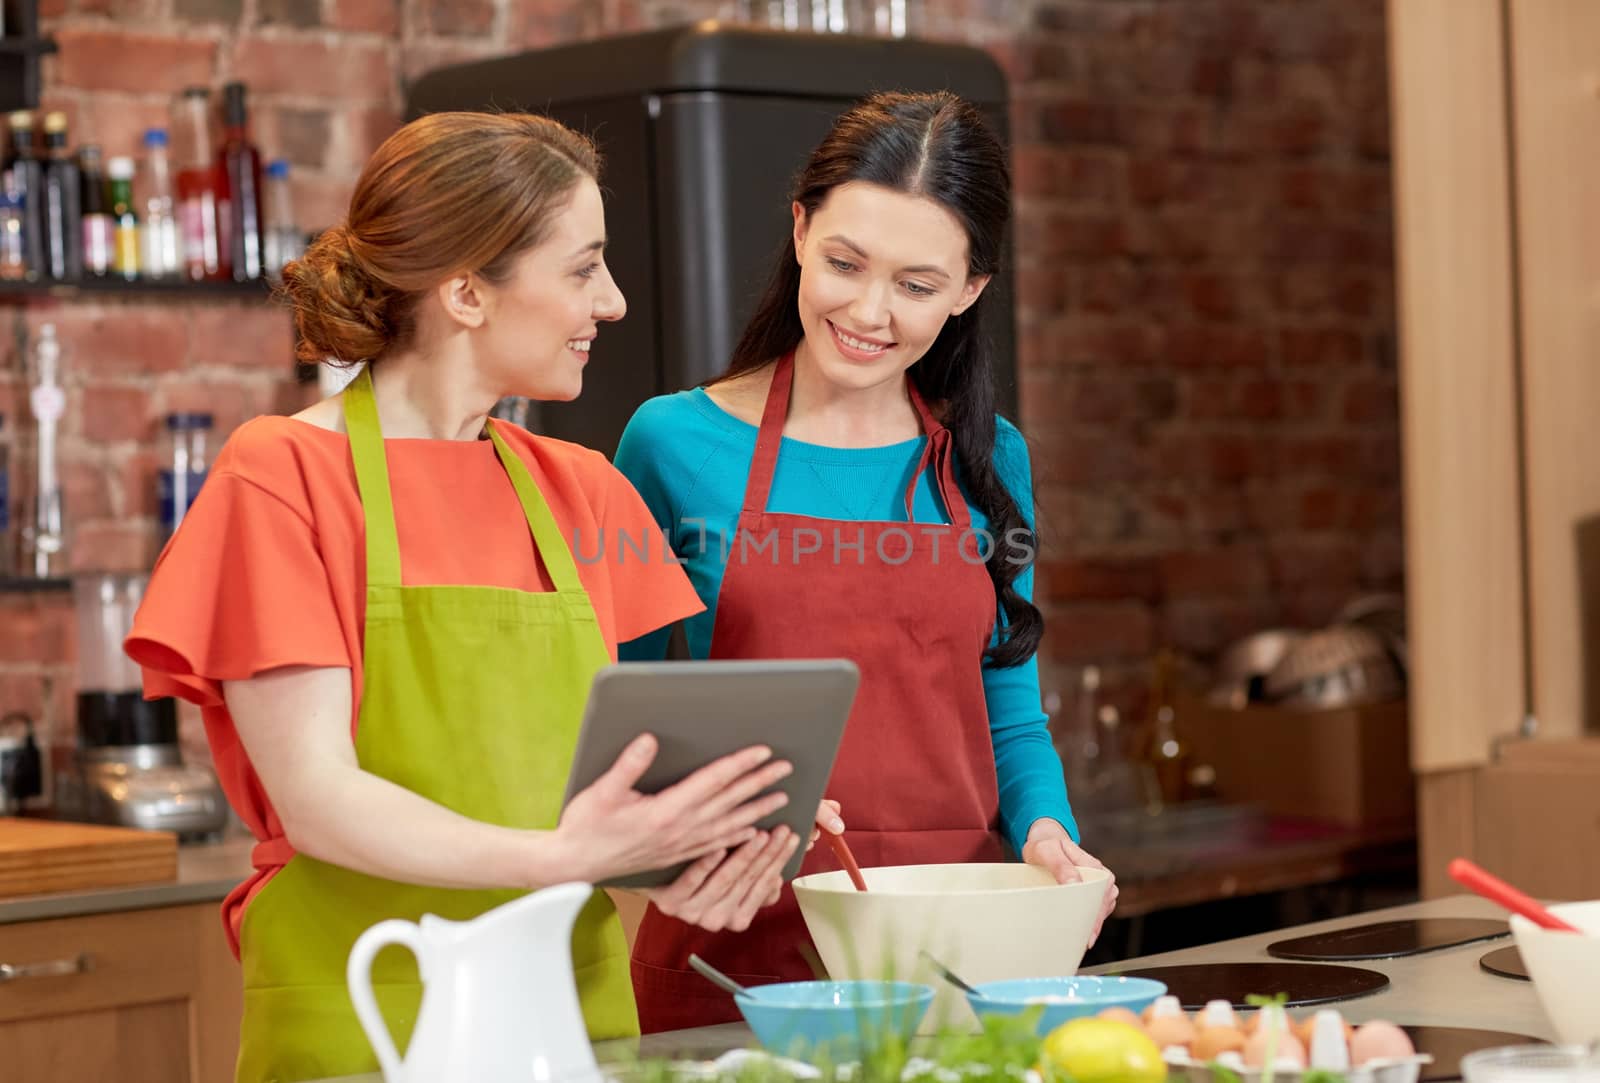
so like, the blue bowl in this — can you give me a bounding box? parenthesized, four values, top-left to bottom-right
(736, 980, 936, 1061)
(966, 976, 1168, 1035)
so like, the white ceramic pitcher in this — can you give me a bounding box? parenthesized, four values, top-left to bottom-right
(347, 881, 604, 1083)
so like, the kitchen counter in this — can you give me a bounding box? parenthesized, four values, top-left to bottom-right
(310, 894, 1555, 1082)
(0, 835, 253, 925)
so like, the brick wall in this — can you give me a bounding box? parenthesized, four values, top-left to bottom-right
(1, 0, 1400, 764)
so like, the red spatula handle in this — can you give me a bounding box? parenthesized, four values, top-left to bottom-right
(1448, 858, 1580, 932)
(825, 831, 868, 892)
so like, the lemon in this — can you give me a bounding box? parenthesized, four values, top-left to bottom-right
(1039, 1018, 1168, 1083)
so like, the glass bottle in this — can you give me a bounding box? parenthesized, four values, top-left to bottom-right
(262, 158, 302, 280)
(174, 87, 226, 281)
(1145, 649, 1191, 806)
(138, 129, 180, 279)
(0, 412, 10, 571)
(78, 145, 113, 277)
(108, 156, 139, 280)
(159, 412, 213, 540)
(219, 82, 264, 281)
(24, 324, 65, 579)
(0, 175, 25, 280)
(7, 111, 44, 279)
(41, 111, 82, 281)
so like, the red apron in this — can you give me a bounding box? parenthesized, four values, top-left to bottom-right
(630, 353, 1007, 1033)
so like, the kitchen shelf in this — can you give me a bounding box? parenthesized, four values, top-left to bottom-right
(0, 576, 71, 594)
(0, 36, 57, 56)
(0, 277, 277, 301)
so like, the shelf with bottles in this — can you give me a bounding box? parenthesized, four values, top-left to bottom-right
(2, 82, 305, 293)
(0, 274, 275, 301)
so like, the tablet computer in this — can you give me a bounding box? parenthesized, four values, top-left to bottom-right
(560, 659, 859, 889)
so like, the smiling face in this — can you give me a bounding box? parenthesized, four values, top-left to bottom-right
(791, 181, 989, 394)
(472, 177, 626, 401)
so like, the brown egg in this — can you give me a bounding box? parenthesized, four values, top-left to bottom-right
(1292, 1014, 1318, 1049)
(1243, 1028, 1307, 1069)
(1192, 1024, 1248, 1061)
(1350, 1021, 1416, 1065)
(1099, 1007, 1145, 1030)
(1146, 1013, 1198, 1051)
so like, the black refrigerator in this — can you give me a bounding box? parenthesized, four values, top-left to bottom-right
(405, 23, 1017, 456)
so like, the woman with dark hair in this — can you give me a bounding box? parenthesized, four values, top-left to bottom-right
(125, 112, 804, 1081)
(615, 91, 1118, 1032)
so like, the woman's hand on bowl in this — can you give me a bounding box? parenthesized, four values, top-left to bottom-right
(1022, 819, 1119, 946)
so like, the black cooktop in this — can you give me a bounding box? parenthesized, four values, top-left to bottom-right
(1477, 945, 1531, 981)
(1403, 1025, 1546, 1082)
(1117, 962, 1389, 1009)
(1267, 919, 1510, 962)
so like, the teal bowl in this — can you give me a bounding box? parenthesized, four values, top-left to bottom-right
(966, 976, 1168, 1035)
(737, 980, 935, 1061)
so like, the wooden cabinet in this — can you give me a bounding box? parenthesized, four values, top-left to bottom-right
(0, 903, 242, 1083)
(1388, 0, 1600, 896)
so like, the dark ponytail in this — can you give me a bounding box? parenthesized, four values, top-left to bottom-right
(714, 91, 1041, 667)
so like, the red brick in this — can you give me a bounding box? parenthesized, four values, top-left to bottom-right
(0, 598, 73, 664)
(1043, 601, 1157, 664)
(1343, 376, 1396, 424)
(1182, 273, 1239, 319)
(76, 96, 176, 159)
(1267, 538, 1364, 589)
(1030, 99, 1119, 145)
(1046, 433, 1148, 485)
(1282, 434, 1361, 474)
(1015, 264, 1073, 315)
(1161, 547, 1269, 598)
(1279, 326, 1366, 367)
(331, 0, 399, 33)
(291, 173, 356, 234)
(69, 523, 157, 574)
(1361, 529, 1405, 586)
(1163, 598, 1283, 657)
(349, 105, 403, 166)
(188, 304, 296, 369)
(27, 308, 190, 375)
(152, 380, 254, 441)
(1026, 212, 1126, 259)
(1349, 486, 1401, 531)
(1334, 272, 1383, 319)
(1025, 319, 1163, 370)
(510, 0, 595, 45)
(115, 450, 165, 519)
(1237, 379, 1284, 421)
(1299, 486, 1346, 530)
(425, 0, 497, 36)
(1011, 146, 1119, 203)
(399, 40, 503, 84)
(1037, 557, 1161, 604)
(60, 458, 113, 521)
(78, 385, 153, 444)
(1206, 433, 1277, 481)
(38, 0, 67, 15)
(1167, 325, 1270, 368)
(1185, 377, 1232, 421)
(55, 31, 217, 95)
(233, 35, 393, 102)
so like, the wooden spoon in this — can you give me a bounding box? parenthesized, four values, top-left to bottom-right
(1448, 858, 1581, 932)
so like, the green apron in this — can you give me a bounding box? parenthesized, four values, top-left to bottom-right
(234, 367, 636, 1083)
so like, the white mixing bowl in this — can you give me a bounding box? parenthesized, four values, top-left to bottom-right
(1510, 899, 1600, 1045)
(793, 862, 1111, 1032)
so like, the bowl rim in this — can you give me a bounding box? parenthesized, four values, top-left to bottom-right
(966, 975, 1169, 1006)
(792, 862, 1114, 898)
(738, 979, 937, 1008)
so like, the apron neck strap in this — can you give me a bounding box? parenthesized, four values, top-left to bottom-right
(343, 366, 405, 589)
(743, 351, 971, 528)
(342, 365, 585, 594)
(486, 422, 585, 594)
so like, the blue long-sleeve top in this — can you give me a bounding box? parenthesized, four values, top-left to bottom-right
(613, 387, 1078, 855)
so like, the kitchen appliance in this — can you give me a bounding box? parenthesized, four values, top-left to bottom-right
(405, 23, 1018, 456)
(347, 881, 604, 1083)
(1267, 919, 1510, 962)
(54, 572, 229, 839)
(1116, 962, 1391, 1010)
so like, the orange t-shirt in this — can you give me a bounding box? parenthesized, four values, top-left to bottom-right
(125, 415, 704, 953)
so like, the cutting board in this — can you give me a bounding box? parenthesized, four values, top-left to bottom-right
(0, 818, 178, 899)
